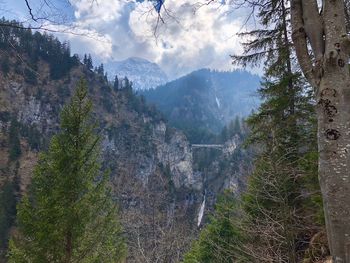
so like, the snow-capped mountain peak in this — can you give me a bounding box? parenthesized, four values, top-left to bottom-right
(105, 57, 168, 91)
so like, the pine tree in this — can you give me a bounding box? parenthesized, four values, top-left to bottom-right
(87, 54, 93, 71)
(83, 54, 88, 67)
(8, 117, 22, 161)
(232, 0, 322, 261)
(113, 75, 119, 90)
(97, 63, 104, 76)
(229, 116, 241, 137)
(8, 80, 126, 263)
(1, 54, 10, 75)
(183, 191, 245, 263)
(0, 181, 17, 258)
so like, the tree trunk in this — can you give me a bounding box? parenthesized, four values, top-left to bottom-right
(292, 0, 350, 261)
(316, 1, 350, 262)
(318, 2, 350, 260)
(65, 230, 72, 263)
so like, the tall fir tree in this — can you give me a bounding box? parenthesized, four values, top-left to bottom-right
(184, 0, 325, 262)
(183, 191, 245, 263)
(113, 75, 119, 91)
(8, 117, 22, 161)
(8, 80, 126, 263)
(233, 0, 323, 261)
(86, 54, 93, 71)
(0, 181, 17, 259)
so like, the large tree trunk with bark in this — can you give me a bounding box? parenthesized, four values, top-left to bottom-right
(291, 0, 350, 262)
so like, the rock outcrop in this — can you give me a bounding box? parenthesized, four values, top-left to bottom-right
(0, 28, 251, 262)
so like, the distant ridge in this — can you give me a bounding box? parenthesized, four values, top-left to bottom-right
(142, 68, 260, 139)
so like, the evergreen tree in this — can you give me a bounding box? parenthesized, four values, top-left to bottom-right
(123, 77, 130, 89)
(0, 182, 17, 259)
(229, 116, 241, 137)
(97, 63, 104, 76)
(231, 0, 323, 261)
(183, 191, 245, 263)
(185, 0, 323, 262)
(8, 80, 126, 263)
(1, 54, 10, 75)
(113, 75, 119, 90)
(86, 54, 93, 71)
(8, 117, 21, 161)
(83, 54, 88, 66)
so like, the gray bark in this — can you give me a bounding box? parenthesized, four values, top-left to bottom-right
(291, 0, 350, 262)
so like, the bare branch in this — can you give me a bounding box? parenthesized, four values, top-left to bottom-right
(24, 0, 38, 22)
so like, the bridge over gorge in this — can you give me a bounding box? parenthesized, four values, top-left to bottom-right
(191, 144, 224, 150)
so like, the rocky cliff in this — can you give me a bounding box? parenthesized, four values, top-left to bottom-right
(0, 54, 195, 261)
(0, 24, 250, 262)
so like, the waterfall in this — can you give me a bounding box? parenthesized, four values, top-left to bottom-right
(197, 195, 206, 227)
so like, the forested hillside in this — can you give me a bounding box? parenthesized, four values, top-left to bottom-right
(142, 69, 259, 143)
(183, 0, 328, 262)
(0, 19, 250, 262)
(1, 0, 348, 260)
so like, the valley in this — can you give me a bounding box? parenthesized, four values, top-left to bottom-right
(0, 22, 254, 263)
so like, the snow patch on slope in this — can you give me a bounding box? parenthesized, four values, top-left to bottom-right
(105, 57, 168, 90)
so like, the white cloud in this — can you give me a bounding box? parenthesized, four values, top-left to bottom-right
(64, 0, 247, 78)
(129, 1, 245, 78)
(4, 0, 249, 79)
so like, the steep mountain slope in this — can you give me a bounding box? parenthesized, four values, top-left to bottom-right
(0, 44, 192, 263)
(142, 69, 260, 142)
(0, 22, 251, 262)
(104, 57, 168, 90)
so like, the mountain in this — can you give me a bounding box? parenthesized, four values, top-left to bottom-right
(141, 69, 260, 142)
(104, 57, 168, 90)
(0, 21, 251, 262)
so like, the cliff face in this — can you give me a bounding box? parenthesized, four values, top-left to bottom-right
(0, 47, 218, 261)
(0, 25, 251, 262)
(142, 68, 260, 140)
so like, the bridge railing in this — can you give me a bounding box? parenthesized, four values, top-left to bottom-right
(191, 144, 223, 149)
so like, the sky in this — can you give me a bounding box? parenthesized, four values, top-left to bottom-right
(1, 0, 254, 79)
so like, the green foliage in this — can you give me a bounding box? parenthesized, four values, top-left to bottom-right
(57, 85, 71, 99)
(0, 19, 79, 80)
(8, 80, 126, 263)
(186, 0, 323, 261)
(101, 84, 114, 113)
(120, 80, 164, 123)
(231, 0, 323, 260)
(96, 63, 104, 76)
(1, 54, 10, 75)
(83, 54, 93, 71)
(8, 117, 22, 161)
(241, 153, 301, 262)
(0, 111, 11, 123)
(172, 122, 217, 144)
(220, 116, 247, 143)
(142, 69, 260, 139)
(0, 182, 17, 256)
(298, 151, 324, 225)
(113, 75, 119, 90)
(161, 164, 175, 198)
(20, 124, 41, 151)
(183, 191, 246, 263)
(23, 68, 37, 85)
